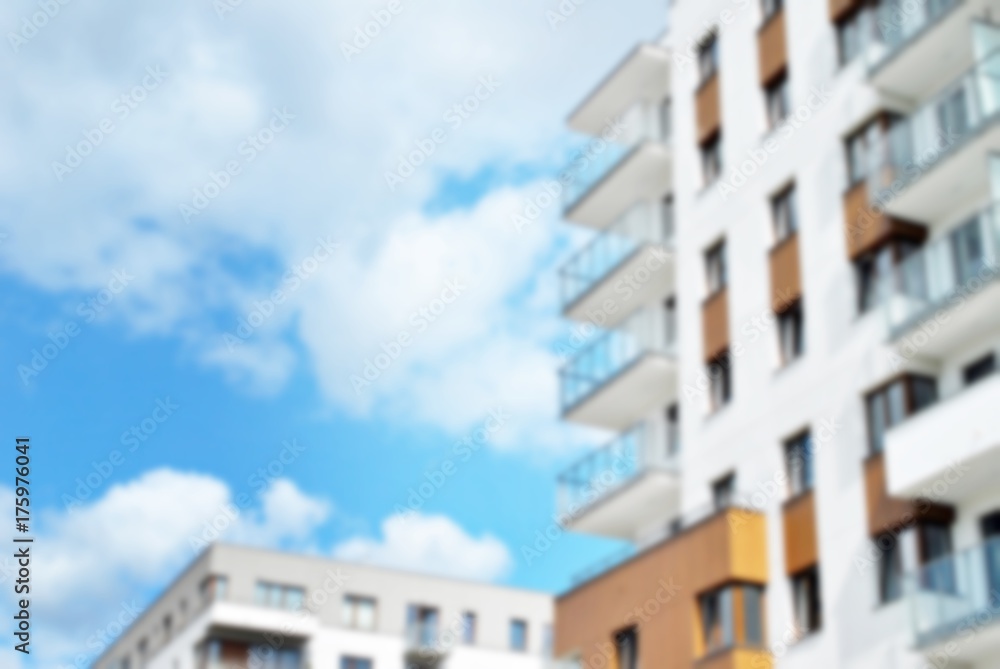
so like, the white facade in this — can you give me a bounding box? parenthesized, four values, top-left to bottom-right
(95, 543, 552, 669)
(556, 0, 1000, 667)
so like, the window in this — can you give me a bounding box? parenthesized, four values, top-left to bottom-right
(664, 297, 677, 345)
(771, 185, 797, 242)
(201, 575, 228, 603)
(712, 473, 736, 511)
(778, 302, 804, 365)
(661, 196, 675, 241)
(743, 586, 764, 645)
(877, 533, 903, 603)
(708, 351, 732, 411)
(765, 73, 789, 127)
(510, 619, 528, 652)
(659, 98, 673, 143)
(844, 115, 900, 186)
(615, 627, 638, 669)
(866, 375, 937, 454)
(785, 432, 814, 496)
(255, 582, 305, 611)
(705, 241, 727, 295)
(698, 584, 765, 655)
(855, 238, 921, 313)
(919, 522, 955, 593)
(964, 353, 996, 386)
(251, 647, 302, 669)
(666, 404, 680, 456)
(762, 0, 782, 20)
(836, 6, 877, 66)
(698, 33, 718, 83)
(462, 611, 477, 644)
(201, 640, 220, 668)
(701, 133, 723, 185)
(407, 605, 440, 648)
(340, 658, 372, 669)
(342, 595, 377, 630)
(791, 567, 822, 636)
(163, 615, 172, 642)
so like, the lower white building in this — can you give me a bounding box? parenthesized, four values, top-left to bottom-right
(95, 543, 553, 669)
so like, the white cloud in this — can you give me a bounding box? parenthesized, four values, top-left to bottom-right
(0, 0, 658, 452)
(334, 513, 513, 582)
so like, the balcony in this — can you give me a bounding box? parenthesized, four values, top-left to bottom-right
(907, 538, 1000, 664)
(869, 46, 1000, 223)
(563, 100, 672, 228)
(557, 422, 680, 539)
(866, 0, 992, 99)
(560, 307, 678, 430)
(884, 204, 1000, 353)
(568, 43, 671, 136)
(884, 372, 1000, 503)
(560, 201, 675, 327)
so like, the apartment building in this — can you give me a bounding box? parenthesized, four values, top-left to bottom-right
(553, 1, 1000, 668)
(95, 543, 552, 669)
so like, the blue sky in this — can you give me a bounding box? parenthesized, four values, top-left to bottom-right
(0, 0, 664, 666)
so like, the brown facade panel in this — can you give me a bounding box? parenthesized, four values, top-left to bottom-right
(863, 453, 954, 537)
(702, 289, 730, 362)
(696, 72, 721, 145)
(782, 491, 818, 575)
(555, 509, 767, 669)
(828, 0, 864, 22)
(769, 233, 801, 312)
(842, 181, 927, 259)
(757, 10, 787, 86)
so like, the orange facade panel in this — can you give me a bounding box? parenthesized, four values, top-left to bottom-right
(757, 10, 787, 86)
(863, 453, 953, 537)
(702, 289, 730, 362)
(697, 648, 774, 669)
(555, 509, 768, 669)
(769, 233, 801, 312)
(696, 73, 721, 145)
(842, 181, 926, 259)
(782, 491, 818, 575)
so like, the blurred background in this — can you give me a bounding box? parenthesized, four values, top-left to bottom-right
(0, 0, 667, 666)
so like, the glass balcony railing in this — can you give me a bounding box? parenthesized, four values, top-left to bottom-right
(556, 421, 679, 519)
(559, 306, 676, 413)
(867, 0, 959, 71)
(908, 538, 1000, 647)
(870, 47, 1000, 202)
(559, 201, 674, 309)
(885, 204, 1000, 334)
(562, 99, 671, 213)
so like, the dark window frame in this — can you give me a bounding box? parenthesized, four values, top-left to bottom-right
(784, 431, 814, 497)
(771, 184, 798, 243)
(777, 301, 805, 365)
(791, 566, 822, 635)
(765, 71, 790, 128)
(865, 374, 938, 455)
(701, 132, 724, 186)
(708, 350, 733, 411)
(698, 33, 719, 84)
(705, 240, 728, 296)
